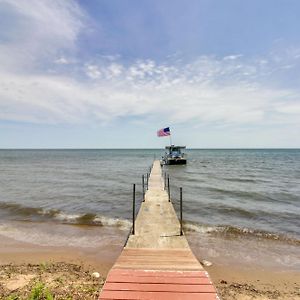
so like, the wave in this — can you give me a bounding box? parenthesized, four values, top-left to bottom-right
(0, 202, 60, 217)
(183, 221, 300, 245)
(55, 212, 131, 230)
(223, 177, 258, 183)
(205, 187, 285, 205)
(0, 202, 131, 230)
(207, 187, 271, 200)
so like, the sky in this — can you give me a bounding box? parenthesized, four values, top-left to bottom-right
(0, 0, 300, 148)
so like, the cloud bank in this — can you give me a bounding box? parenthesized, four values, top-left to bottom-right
(0, 0, 299, 133)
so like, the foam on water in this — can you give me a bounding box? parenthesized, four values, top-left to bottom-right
(183, 221, 300, 245)
(0, 221, 126, 248)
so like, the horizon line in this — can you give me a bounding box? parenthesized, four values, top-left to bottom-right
(0, 147, 299, 150)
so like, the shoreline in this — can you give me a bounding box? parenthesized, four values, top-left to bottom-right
(0, 235, 119, 276)
(1, 235, 299, 299)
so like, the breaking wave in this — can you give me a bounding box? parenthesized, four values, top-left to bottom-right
(0, 202, 131, 230)
(0, 202, 60, 217)
(183, 221, 300, 245)
(55, 212, 131, 230)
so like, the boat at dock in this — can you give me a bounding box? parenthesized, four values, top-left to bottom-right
(162, 145, 187, 165)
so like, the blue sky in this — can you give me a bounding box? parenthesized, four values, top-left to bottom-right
(0, 0, 300, 148)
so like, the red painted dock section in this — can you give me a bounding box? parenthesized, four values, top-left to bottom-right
(101, 269, 218, 300)
(99, 161, 220, 299)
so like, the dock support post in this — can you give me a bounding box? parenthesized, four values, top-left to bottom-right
(164, 172, 167, 190)
(168, 175, 170, 202)
(142, 175, 145, 201)
(132, 183, 136, 235)
(180, 187, 183, 236)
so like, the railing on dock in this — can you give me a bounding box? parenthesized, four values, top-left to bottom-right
(132, 163, 184, 237)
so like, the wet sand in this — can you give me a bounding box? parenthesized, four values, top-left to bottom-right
(0, 235, 119, 276)
(1, 235, 299, 299)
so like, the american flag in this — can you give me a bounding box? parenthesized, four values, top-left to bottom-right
(157, 127, 171, 137)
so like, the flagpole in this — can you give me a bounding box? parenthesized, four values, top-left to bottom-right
(169, 134, 172, 146)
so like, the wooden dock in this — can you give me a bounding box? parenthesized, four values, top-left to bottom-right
(99, 160, 219, 299)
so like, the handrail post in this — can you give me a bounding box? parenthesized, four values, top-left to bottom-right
(167, 175, 170, 202)
(147, 173, 149, 190)
(164, 172, 167, 190)
(142, 175, 145, 201)
(132, 183, 136, 235)
(180, 187, 183, 236)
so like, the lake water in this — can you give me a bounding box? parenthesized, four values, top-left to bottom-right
(0, 149, 299, 270)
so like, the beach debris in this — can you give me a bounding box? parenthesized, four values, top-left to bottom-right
(91, 272, 100, 278)
(5, 274, 36, 291)
(201, 260, 213, 267)
(220, 280, 227, 284)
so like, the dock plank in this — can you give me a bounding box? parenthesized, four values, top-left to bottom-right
(109, 269, 209, 278)
(100, 291, 218, 300)
(104, 282, 216, 293)
(106, 275, 212, 285)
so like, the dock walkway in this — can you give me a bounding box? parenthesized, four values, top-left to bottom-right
(99, 160, 219, 299)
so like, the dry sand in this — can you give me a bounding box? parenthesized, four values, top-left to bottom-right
(0, 262, 104, 299)
(210, 265, 300, 299)
(0, 235, 299, 299)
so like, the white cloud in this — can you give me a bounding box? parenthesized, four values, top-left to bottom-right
(1, 57, 299, 127)
(107, 63, 123, 77)
(0, 0, 85, 70)
(275, 102, 300, 114)
(85, 64, 101, 79)
(54, 57, 71, 65)
(223, 54, 243, 60)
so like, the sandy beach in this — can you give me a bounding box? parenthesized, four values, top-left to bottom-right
(0, 150, 299, 299)
(210, 265, 300, 299)
(0, 235, 299, 299)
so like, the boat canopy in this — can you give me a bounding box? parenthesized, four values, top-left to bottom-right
(165, 145, 186, 150)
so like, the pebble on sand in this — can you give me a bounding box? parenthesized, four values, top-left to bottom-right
(91, 272, 100, 278)
(201, 260, 213, 267)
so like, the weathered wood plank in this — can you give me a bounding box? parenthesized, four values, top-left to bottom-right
(109, 269, 209, 278)
(100, 290, 219, 300)
(106, 275, 212, 285)
(103, 282, 216, 293)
